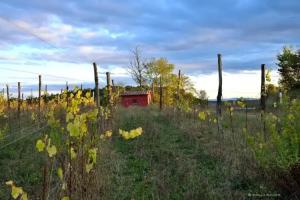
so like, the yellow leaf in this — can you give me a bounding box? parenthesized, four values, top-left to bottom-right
(86, 163, 93, 173)
(57, 167, 63, 180)
(11, 185, 23, 199)
(5, 180, 13, 186)
(105, 130, 112, 138)
(36, 139, 45, 152)
(47, 145, 57, 158)
(21, 192, 28, 200)
(198, 112, 206, 121)
(62, 196, 70, 200)
(70, 147, 77, 160)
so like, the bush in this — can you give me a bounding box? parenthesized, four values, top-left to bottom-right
(247, 97, 300, 197)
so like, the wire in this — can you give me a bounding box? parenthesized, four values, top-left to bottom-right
(98, 72, 129, 75)
(0, 66, 88, 82)
(0, 124, 48, 150)
(1, 121, 46, 140)
(0, 16, 60, 50)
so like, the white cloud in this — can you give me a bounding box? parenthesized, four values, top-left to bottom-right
(189, 70, 279, 99)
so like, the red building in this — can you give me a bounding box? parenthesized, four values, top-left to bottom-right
(121, 91, 152, 107)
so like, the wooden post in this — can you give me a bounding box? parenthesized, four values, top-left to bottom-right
(6, 85, 10, 109)
(44, 84, 48, 102)
(106, 72, 112, 106)
(151, 82, 154, 103)
(66, 81, 69, 91)
(17, 82, 21, 125)
(177, 69, 181, 107)
(261, 64, 266, 138)
(80, 83, 83, 91)
(260, 64, 266, 112)
(216, 54, 223, 116)
(38, 75, 41, 126)
(159, 76, 163, 111)
(6, 85, 11, 132)
(111, 79, 115, 93)
(93, 63, 100, 108)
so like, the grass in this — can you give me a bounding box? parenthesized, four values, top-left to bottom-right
(98, 106, 271, 199)
(0, 105, 279, 199)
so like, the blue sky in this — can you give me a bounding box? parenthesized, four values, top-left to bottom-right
(0, 0, 299, 98)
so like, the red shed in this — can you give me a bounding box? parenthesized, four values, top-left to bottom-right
(121, 91, 152, 107)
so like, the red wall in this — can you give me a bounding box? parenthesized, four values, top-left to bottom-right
(121, 95, 150, 107)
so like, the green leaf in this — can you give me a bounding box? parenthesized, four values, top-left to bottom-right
(85, 163, 94, 173)
(57, 167, 63, 180)
(70, 147, 77, 160)
(198, 112, 206, 121)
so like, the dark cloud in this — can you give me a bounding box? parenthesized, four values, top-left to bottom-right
(0, 0, 300, 75)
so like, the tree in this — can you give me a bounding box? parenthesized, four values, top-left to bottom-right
(128, 47, 147, 88)
(277, 47, 300, 91)
(145, 58, 196, 107)
(198, 90, 208, 106)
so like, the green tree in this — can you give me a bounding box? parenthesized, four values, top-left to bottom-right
(198, 90, 208, 106)
(277, 47, 300, 91)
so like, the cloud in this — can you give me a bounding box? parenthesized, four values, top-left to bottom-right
(0, 0, 299, 97)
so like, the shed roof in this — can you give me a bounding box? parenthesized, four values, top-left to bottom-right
(121, 91, 151, 96)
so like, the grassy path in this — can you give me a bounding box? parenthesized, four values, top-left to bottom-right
(104, 107, 240, 200)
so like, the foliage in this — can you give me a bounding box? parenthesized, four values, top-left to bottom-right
(277, 46, 300, 91)
(119, 127, 143, 140)
(6, 181, 28, 200)
(247, 97, 300, 169)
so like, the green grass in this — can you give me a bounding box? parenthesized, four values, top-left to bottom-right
(100, 106, 268, 199)
(0, 106, 276, 199)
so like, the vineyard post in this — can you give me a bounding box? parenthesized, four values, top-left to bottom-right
(216, 54, 223, 116)
(93, 62, 100, 108)
(66, 81, 69, 91)
(93, 62, 100, 135)
(151, 82, 154, 103)
(17, 82, 21, 128)
(22, 93, 24, 112)
(260, 64, 266, 112)
(261, 64, 266, 138)
(112, 79, 115, 105)
(6, 85, 10, 108)
(112, 79, 115, 92)
(159, 75, 163, 111)
(6, 84, 10, 131)
(106, 72, 112, 107)
(177, 69, 181, 106)
(44, 84, 48, 103)
(216, 54, 223, 134)
(38, 75, 41, 127)
(106, 72, 112, 128)
(80, 83, 83, 91)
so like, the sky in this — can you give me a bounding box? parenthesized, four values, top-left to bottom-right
(0, 0, 299, 98)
